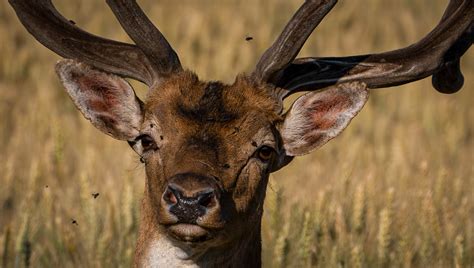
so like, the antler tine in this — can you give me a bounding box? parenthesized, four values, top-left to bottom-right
(8, 0, 161, 87)
(274, 0, 473, 98)
(432, 0, 472, 93)
(106, 0, 182, 76)
(431, 24, 472, 93)
(253, 0, 338, 83)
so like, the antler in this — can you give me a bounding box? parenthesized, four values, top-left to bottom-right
(253, 0, 337, 82)
(431, 0, 472, 93)
(256, 0, 472, 98)
(106, 0, 182, 75)
(8, 0, 181, 87)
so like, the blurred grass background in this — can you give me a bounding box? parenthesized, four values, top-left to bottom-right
(0, 0, 472, 267)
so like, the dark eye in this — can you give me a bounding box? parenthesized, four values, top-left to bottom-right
(257, 146, 274, 162)
(139, 135, 157, 151)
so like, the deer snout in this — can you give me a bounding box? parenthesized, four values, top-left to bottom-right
(162, 173, 221, 224)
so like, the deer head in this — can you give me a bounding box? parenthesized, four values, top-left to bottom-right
(9, 0, 472, 266)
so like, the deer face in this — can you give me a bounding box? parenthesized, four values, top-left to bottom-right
(55, 60, 369, 246)
(138, 72, 283, 245)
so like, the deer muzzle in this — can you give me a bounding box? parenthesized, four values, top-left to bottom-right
(161, 173, 224, 242)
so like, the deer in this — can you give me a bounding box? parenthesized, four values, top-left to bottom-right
(9, 0, 472, 267)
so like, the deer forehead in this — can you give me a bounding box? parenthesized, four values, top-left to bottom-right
(144, 71, 282, 144)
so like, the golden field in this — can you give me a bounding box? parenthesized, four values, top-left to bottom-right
(0, 0, 472, 267)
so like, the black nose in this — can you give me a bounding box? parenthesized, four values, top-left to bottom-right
(163, 179, 219, 224)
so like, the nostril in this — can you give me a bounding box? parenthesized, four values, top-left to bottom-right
(163, 187, 178, 205)
(197, 191, 216, 209)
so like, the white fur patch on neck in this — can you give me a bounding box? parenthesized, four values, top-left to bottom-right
(143, 237, 199, 268)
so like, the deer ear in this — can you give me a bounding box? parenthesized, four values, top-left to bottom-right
(55, 59, 144, 141)
(280, 82, 369, 156)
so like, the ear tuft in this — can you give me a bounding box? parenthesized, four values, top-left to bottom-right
(280, 82, 369, 156)
(56, 59, 144, 141)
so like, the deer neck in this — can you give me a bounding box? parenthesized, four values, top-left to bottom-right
(134, 193, 262, 268)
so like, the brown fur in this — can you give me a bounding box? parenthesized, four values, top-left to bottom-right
(135, 70, 283, 267)
(56, 61, 367, 267)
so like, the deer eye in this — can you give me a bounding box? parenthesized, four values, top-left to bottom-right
(257, 146, 275, 162)
(139, 134, 157, 151)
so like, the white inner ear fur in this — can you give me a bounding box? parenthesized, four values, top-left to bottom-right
(280, 82, 369, 156)
(55, 59, 143, 141)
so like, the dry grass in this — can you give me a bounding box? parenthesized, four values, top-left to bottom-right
(0, 0, 473, 267)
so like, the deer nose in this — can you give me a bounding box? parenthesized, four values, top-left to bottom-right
(162, 175, 220, 224)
